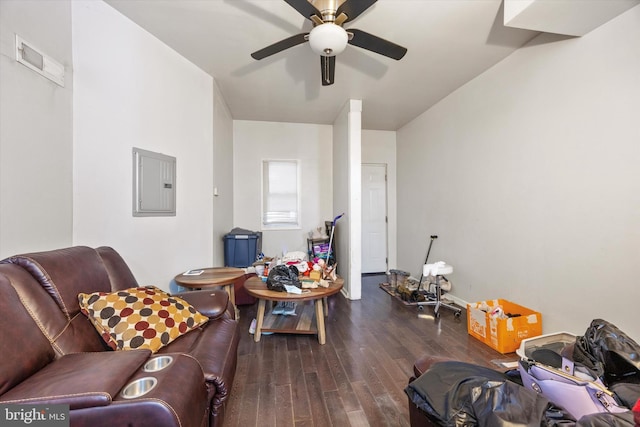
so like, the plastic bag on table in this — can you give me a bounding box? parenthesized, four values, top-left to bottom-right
(266, 265, 301, 292)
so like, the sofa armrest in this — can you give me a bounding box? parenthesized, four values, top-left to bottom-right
(0, 350, 150, 409)
(70, 353, 208, 427)
(176, 289, 230, 320)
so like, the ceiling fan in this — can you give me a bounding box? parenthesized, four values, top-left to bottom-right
(251, 0, 407, 86)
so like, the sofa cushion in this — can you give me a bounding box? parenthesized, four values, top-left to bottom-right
(79, 286, 208, 353)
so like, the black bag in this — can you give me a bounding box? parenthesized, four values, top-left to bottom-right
(576, 411, 636, 427)
(405, 360, 575, 426)
(573, 319, 640, 386)
(266, 265, 300, 292)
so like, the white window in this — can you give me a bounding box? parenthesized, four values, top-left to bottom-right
(262, 160, 300, 229)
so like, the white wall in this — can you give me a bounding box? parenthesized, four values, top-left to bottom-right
(397, 6, 640, 339)
(0, 0, 73, 257)
(72, 1, 215, 289)
(362, 129, 397, 272)
(233, 120, 333, 258)
(333, 100, 362, 299)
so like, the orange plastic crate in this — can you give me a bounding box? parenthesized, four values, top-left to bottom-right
(467, 299, 542, 354)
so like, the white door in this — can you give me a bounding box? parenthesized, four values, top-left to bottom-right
(361, 164, 388, 273)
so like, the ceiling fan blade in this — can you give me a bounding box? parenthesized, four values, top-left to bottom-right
(336, 0, 377, 23)
(251, 33, 309, 60)
(284, 0, 323, 22)
(320, 56, 336, 86)
(348, 28, 407, 60)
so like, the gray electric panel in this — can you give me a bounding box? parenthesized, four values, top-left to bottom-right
(132, 148, 176, 217)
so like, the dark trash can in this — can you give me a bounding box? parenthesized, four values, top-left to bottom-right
(224, 228, 261, 268)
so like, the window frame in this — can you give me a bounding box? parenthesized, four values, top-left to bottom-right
(261, 159, 301, 230)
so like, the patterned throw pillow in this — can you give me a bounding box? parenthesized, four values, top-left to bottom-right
(78, 286, 208, 353)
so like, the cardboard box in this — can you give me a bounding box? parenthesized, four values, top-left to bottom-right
(467, 299, 542, 354)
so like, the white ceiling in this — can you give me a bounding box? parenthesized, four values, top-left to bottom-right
(102, 1, 551, 130)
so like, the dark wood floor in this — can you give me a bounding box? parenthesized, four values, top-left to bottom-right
(223, 277, 516, 427)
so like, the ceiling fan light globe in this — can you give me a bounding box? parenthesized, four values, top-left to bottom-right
(309, 23, 348, 57)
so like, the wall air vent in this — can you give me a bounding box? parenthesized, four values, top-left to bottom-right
(15, 35, 65, 87)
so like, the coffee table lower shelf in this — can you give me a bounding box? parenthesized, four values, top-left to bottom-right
(260, 301, 318, 335)
(255, 297, 326, 343)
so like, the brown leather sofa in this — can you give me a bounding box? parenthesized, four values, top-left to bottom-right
(0, 246, 240, 427)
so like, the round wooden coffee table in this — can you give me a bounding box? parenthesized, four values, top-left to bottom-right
(244, 275, 343, 345)
(174, 267, 246, 310)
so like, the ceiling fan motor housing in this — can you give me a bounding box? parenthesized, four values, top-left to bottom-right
(309, 23, 348, 56)
(310, 0, 345, 22)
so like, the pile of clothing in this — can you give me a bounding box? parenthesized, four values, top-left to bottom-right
(406, 318, 640, 427)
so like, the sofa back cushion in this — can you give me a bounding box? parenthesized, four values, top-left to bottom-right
(1, 246, 114, 355)
(95, 246, 139, 291)
(0, 272, 55, 395)
(2, 246, 112, 318)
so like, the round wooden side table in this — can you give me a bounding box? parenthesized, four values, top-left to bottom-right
(174, 267, 246, 315)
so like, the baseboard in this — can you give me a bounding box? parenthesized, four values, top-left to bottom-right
(362, 272, 386, 277)
(445, 293, 469, 309)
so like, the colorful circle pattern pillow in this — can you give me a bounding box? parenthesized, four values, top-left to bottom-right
(78, 286, 208, 353)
